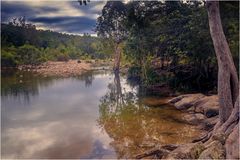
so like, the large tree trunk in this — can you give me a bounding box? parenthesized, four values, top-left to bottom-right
(206, 1, 239, 158)
(206, 1, 239, 123)
(113, 43, 121, 72)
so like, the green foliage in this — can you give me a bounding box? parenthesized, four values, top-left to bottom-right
(120, 1, 238, 92)
(1, 21, 115, 67)
(56, 54, 70, 62)
(96, 1, 127, 43)
(1, 49, 17, 67)
(16, 44, 44, 65)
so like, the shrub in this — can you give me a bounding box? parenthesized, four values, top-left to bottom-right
(17, 44, 43, 65)
(1, 50, 17, 67)
(56, 54, 69, 61)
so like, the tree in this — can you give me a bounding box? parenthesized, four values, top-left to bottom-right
(96, 1, 127, 72)
(17, 44, 43, 65)
(205, 1, 239, 158)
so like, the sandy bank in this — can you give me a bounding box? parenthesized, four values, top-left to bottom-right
(19, 60, 91, 77)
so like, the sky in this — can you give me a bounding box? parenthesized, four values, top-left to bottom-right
(1, 0, 107, 35)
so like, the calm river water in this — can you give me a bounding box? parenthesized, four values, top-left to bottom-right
(1, 69, 200, 159)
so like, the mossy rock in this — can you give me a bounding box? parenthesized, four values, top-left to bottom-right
(212, 133, 227, 144)
(164, 142, 205, 159)
(199, 140, 226, 159)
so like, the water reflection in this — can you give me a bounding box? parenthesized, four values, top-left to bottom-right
(98, 73, 201, 158)
(1, 70, 55, 104)
(1, 71, 116, 159)
(75, 71, 95, 87)
(1, 70, 107, 104)
(1, 70, 201, 159)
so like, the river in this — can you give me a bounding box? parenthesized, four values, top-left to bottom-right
(1, 69, 201, 159)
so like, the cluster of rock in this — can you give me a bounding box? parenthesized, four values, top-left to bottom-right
(135, 93, 236, 159)
(168, 93, 219, 131)
(31, 60, 91, 77)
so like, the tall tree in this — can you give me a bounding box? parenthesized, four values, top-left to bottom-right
(96, 1, 127, 72)
(206, 1, 239, 158)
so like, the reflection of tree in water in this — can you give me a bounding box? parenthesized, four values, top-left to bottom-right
(75, 71, 95, 87)
(74, 70, 110, 87)
(98, 73, 201, 158)
(1, 70, 56, 104)
(98, 72, 145, 158)
(99, 72, 136, 116)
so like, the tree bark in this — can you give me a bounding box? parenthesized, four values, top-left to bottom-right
(113, 43, 121, 72)
(206, 1, 239, 158)
(206, 1, 239, 123)
(225, 125, 239, 159)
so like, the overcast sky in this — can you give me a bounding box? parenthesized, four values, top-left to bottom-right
(1, 0, 106, 35)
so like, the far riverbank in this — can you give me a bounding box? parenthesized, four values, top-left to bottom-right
(15, 60, 113, 77)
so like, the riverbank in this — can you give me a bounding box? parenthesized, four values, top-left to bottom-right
(136, 93, 225, 159)
(168, 94, 219, 130)
(17, 60, 112, 77)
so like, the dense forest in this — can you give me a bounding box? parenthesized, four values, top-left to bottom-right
(95, 1, 239, 92)
(1, 18, 114, 67)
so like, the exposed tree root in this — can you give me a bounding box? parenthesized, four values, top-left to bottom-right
(135, 148, 167, 159)
(135, 144, 178, 159)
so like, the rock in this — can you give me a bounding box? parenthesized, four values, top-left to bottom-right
(225, 125, 239, 159)
(170, 94, 219, 118)
(161, 144, 179, 151)
(163, 142, 205, 159)
(182, 113, 206, 124)
(171, 94, 205, 110)
(142, 97, 169, 107)
(211, 133, 227, 145)
(199, 140, 225, 159)
(194, 95, 219, 118)
(134, 144, 179, 159)
(168, 95, 188, 104)
(139, 141, 156, 148)
(201, 116, 219, 131)
(205, 108, 219, 118)
(135, 148, 170, 159)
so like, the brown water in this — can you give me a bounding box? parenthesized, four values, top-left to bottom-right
(1, 70, 201, 159)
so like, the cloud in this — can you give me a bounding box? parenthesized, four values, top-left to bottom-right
(30, 16, 96, 33)
(1, 1, 106, 34)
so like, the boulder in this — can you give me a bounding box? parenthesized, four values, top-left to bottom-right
(194, 95, 219, 118)
(182, 113, 206, 125)
(134, 144, 179, 159)
(135, 148, 170, 159)
(225, 125, 239, 159)
(198, 140, 225, 159)
(169, 94, 219, 117)
(172, 94, 205, 110)
(142, 97, 169, 107)
(168, 95, 188, 104)
(205, 108, 219, 118)
(161, 144, 179, 151)
(163, 142, 205, 159)
(201, 116, 219, 131)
